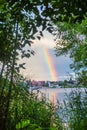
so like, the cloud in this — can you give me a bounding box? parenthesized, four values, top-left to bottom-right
(19, 31, 73, 81)
(32, 31, 56, 49)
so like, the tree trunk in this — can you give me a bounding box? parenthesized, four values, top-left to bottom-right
(1, 21, 19, 130)
(0, 62, 5, 80)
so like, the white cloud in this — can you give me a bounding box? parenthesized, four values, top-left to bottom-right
(32, 31, 56, 49)
(19, 31, 73, 81)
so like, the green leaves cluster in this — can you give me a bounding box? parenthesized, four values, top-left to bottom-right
(16, 120, 30, 129)
(55, 15, 87, 86)
(0, 1, 53, 129)
(41, 0, 87, 24)
(0, 76, 64, 130)
(64, 89, 87, 130)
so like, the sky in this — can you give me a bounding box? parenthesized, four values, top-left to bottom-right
(19, 31, 73, 81)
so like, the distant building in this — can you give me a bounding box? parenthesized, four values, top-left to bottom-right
(38, 81, 45, 86)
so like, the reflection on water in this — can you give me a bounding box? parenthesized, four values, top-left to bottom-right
(37, 87, 87, 125)
(32, 87, 87, 127)
(38, 87, 86, 105)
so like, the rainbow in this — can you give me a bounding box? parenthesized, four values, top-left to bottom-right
(51, 92, 57, 105)
(47, 91, 57, 105)
(43, 47, 58, 81)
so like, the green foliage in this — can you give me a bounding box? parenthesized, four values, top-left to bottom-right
(76, 71, 87, 87)
(55, 15, 87, 86)
(43, 0, 87, 24)
(63, 89, 87, 130)
(0, 76, 64, 130)
(16, 119, 30, 129)
(0, 1, 54, 129)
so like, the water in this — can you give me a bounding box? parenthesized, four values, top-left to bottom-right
(37, 87, 87, 125)
(37, 87, 86, 104)
(32, 87, 87, 128)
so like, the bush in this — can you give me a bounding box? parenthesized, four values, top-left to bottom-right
(62, 89, 87, 130)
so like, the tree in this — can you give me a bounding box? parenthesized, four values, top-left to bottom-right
(50, 0, 87, 23)
(54, 16, 87, 86)
(0, 1, 55, 129)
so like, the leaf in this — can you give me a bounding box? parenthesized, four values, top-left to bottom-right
(31, 50, 35, 55)
(19, 63, 26, 69)
(37, 36, 41, 40)
(39, 31, 43, 37)
(16, 120, 30, 129)
(40, 5, 44, 10)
